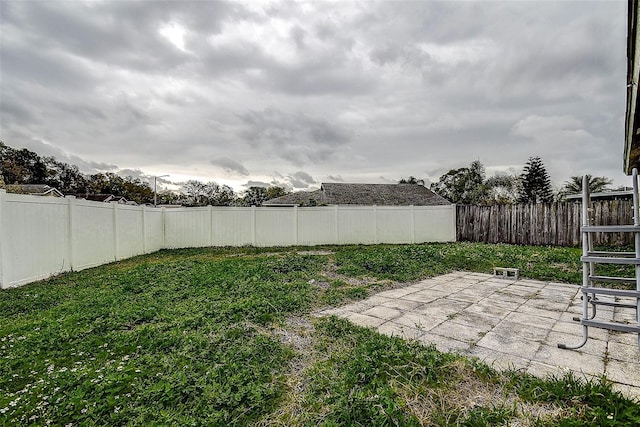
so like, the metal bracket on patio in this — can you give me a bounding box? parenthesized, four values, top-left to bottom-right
(558, 169, 640, 350)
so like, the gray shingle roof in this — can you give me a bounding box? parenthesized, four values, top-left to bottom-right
(5, 184, 63, 197)
(264, 183, 451, 206)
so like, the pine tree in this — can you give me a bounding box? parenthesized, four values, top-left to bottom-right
(518, 156, 553, 203)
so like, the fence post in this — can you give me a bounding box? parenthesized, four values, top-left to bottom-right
(112, 202, 119, 261)
(162, 207, 167, 249)
(66, 196, 75, 271)
(373, 205, 378, 244)
(209, 205, 213, 246)
(410, 205, 415, 244)
(141, 205, 147, 254)
(0, 190, 6, 288)
(293, 205, 299, 245)
(251, 206, 256, 246)
(451, 205, 457, 242)
(334, 205, 339, 244)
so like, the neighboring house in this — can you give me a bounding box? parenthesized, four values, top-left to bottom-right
(5, 184, 64, 197)
(263, 183, 451, 206)
(76, 194, 129, 204)
(564, 190, 634, 202)
(156, 204, 183, 208)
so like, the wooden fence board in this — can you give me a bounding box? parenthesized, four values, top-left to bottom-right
(456, 201, 634, 247)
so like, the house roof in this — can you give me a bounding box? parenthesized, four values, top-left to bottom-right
(624, 0, 640, 174)
(77, 194, 128, 203)
(564, 190, 634, 201)
(264, 183, 451, 206)
(5, 184, 63, 197)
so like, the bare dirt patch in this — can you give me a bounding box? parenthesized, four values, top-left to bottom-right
(399, 360, 566, 426)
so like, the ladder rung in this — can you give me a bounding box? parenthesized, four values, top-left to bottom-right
(587, 251, 636, 258)
(582, 287, 640, 298)
(581, 256, 640, 265)
(588, 299, 637, 309)
(581, 225, 640, 233)
(589, 275, 637, 284)
(582, 225, 640, 233)
(581, 320, 640, 333)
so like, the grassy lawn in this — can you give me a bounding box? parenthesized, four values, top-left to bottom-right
(1, 242, 639, 426)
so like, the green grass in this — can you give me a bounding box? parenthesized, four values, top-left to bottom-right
(334, 242, 633, 285)
(1, 243, 638, 426)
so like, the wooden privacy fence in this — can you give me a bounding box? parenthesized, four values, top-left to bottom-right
(457, 200, 635, 247)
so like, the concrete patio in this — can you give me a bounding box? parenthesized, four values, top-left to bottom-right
(316, 271, 640, 399)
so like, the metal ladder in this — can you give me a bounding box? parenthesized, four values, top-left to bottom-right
(558, 169, 640, 350)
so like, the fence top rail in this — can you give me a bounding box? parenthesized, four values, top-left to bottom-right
(3, 193, 71, 205)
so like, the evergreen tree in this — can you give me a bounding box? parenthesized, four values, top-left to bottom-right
(518, 156, 553, 203)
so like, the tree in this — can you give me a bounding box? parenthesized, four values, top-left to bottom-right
(265, 186, 288, 200)
(430, 160, 490, 204)
(0, 143, 48, 184)
(180, 180, 236, 207)
(485, 173, 520, 204)
(560, 175, 612, 196)
(398, 176, 425, 185)
(240, 186, 268, 206)
(155, 189, 182, 205)
(238, 186, 289, 206)
(518, 156, 553, 203)
(43, 157, 88, 194)
(0, 141, 164, 200)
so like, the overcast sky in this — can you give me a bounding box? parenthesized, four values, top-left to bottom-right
(0, 0, 630, 193)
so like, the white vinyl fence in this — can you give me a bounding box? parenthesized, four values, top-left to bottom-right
(0, 190, 455, 289)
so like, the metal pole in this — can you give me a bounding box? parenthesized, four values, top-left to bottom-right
(153, 175, 169, 208)
(558, 174, 590, 349)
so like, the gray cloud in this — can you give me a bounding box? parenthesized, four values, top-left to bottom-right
(237, 108, 351, 166)
(0, 0, 630, 191)
(211, 157, 249, 176)
(242, 180, 271, 189)
(287, 171, 316, 188)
